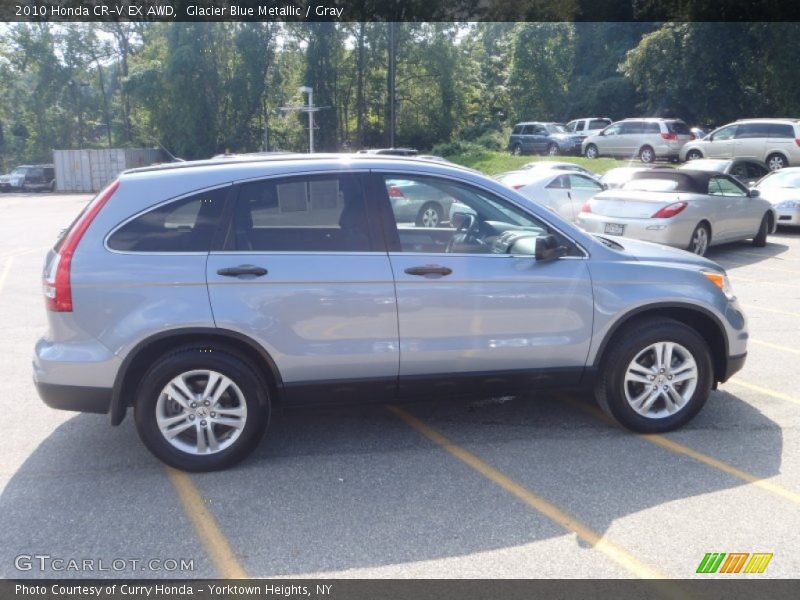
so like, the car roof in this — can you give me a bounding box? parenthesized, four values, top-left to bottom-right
(734, 118, 800, 123)
(620, 117, 684, 122)
(629, 168, 724, 193)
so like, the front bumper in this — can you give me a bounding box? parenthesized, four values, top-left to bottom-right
(722, 353, 747, 382)
(775, 207, 800, 226)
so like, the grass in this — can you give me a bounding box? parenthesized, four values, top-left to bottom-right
(447, 150, 640, 176)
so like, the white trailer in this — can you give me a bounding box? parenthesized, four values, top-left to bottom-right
(53, 148, 167, 193)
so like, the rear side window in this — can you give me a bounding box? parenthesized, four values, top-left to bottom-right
(643, 122, 661, 134)
(521, 125, 535, 135)
(735, 123, 772, 138)
(589, 119, 610, 130)
(766, 123, 795, 138)
(512, 125, 523, 135)
(108, 187, 227, 252)
(667, 121, 691, 135)
(229, 174, 370, 252)
(620, 122, 644, 135)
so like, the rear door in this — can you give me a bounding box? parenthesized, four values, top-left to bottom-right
(370, 172, 594, 398)
(207, 172, 400, 404)
(619, 121, 644, 157)
(734, 122, 769, 159)
(764, 123, 796, 164)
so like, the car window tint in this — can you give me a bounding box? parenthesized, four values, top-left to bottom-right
(766, 123, 794, 138)
(565, 121, 577, 132)
(512, 125, 523, 135)
(667, 121, 691, 135)
(569, 174, 603, 190)
(603, 124, 621, 136)
(709, 177, 746, 196)
(620, 122, 643, 135)
(589, 119, 610, 130)
(736, 122, 772, 138)
(643, 122, 661, 134)
(229, 175, 369, 252)
(108, 187, 227, 252)
(521, 125, 534, 135)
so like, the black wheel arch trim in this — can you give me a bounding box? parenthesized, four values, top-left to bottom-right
(110, 327, 284, 425)
(591, 302, 731, 381)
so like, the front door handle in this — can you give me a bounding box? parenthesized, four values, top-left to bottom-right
(217, 265, 268, 277)
(404, 265, 453, 277)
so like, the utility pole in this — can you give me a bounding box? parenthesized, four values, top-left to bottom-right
(280, 86, 320, 153)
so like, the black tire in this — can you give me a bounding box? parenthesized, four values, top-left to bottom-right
(766, 153, 788, 172)
(134, 347, 270, 471)
(585, 144, 599, 159)
(639, 145, 655, 164)
(753, 213, 771, 247)
(595, 318, 713, 433)
(685, 149, 703, 161)
(415, 202, 444, 228)
(688, 222, 711, 256)
(546, 143, 559, 157)
(511, 144, 523, 156)
(49, 180, 56, 192)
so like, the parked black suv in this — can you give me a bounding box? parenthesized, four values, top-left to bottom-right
(508, 122, 583, 157)
(0, 164, 56, 192)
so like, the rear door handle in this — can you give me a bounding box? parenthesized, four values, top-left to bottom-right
(217, 265, 268, 277)
(404, 265, 453, 277)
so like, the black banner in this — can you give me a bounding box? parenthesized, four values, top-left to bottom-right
(4, 579, 800, 600)
(2, 0, 800, 22)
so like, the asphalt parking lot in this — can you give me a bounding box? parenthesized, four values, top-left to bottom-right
(1, 191, 798, 580)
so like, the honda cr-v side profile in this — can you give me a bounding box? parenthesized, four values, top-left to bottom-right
(34, 155, 748, 471)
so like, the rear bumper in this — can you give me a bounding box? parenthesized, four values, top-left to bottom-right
(35, 381, 111, 414)
(722, 353, 747, 382)
(576, 214, 694, 249)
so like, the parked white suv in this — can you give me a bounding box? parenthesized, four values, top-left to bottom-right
(583, 118, 694, 163)
(680, 118, 800, 171)
(564, 117, 612, 138)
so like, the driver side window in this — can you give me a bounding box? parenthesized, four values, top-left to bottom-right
(381, 175, 555, 255)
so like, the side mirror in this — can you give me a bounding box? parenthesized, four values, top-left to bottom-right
(748, 188, 760, 198)
(535, 234, 567, 261)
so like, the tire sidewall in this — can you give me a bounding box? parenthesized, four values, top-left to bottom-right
(134, 350, 269, 471)
(585, 144, 598, 159)
(640, 146, 655, 163)
(600, 322, 712, 433)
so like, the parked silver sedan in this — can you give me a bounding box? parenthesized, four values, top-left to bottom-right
(752, 167, 800, 227)
(496, 169, 605, 222)
(577, 169, 777, 255)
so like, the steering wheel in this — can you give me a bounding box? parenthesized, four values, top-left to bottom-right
(446, 213, 480, 253)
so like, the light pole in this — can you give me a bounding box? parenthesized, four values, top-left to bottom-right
(298, 86, 314, 153)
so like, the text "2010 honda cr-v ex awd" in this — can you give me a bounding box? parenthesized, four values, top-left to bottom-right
(34, 155, 748, 471)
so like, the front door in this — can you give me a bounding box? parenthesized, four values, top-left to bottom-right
(371, 173, 594, 398)
(207, 172, 399, 404)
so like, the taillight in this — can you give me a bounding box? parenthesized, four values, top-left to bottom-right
(581, 202, 592, 213)
(512, 184, 524, 190)
(795, 138, 800, 147)
(388, 185, 405, 198)
(44, 180, 119, 312)
(661, 132, 678, 141)
(651, 201, 687, 219)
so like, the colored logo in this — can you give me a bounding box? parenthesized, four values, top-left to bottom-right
(696, 552, 773, 574)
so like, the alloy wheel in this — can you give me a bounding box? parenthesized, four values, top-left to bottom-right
(623, 342, 698, 419)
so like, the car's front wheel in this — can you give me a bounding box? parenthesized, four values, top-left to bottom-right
(685, 149, 703, 161)
(134, 348, 269, 471)
(585, 144, 599, 159)
(595, 318, 713, 433)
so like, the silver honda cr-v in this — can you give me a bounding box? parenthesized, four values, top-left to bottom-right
(33, 155, 748, 471)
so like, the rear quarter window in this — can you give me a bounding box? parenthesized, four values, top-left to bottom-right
(667, 121, 691, 135)
(766, 123, 795, 138)
(107, 187, 228, 252)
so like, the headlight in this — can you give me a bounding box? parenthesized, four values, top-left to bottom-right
(776, 200, 800, 209)
(703, 271, 735, 300)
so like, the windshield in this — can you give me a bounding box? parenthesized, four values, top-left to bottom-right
(622, 178, 680, 192)
(545, 124, 567, 134)
(757, 171, 800, 190)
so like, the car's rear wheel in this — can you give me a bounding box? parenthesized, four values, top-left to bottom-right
(767, 153, 788, 171)
(639, 146, 655, 164)
(134, 348, 269, 471)
(585, 144, 599, 159)
(547, 143, 559, 156)
(595, 318, 713, 433)
(685, 149, 703, 161)
(688, 223, 710, 256)
(753, 213, 771, 247)
(416, 202, 444, 228)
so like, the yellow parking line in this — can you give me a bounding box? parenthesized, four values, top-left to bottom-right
(727, 378, 800, 406)
(739, 303, 800, 318)
(750, 338, 800, 357)
(718, 258, 800, 275)
(0, 257, 13, 294)
(165, 467, 248, 578)
(571, 401, 800, 508)
(388, 405, 670, 581)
